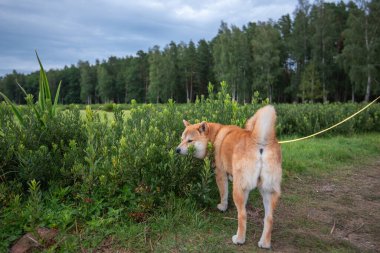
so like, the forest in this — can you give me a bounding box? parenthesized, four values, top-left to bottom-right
(0, 0, 379, 104)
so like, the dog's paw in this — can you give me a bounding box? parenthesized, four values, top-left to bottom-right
(217, 203, 228, 212)
(232, 235, 245, 245)
(258, 239, 271, 249)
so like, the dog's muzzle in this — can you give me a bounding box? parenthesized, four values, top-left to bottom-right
(175, 147, 181, 154)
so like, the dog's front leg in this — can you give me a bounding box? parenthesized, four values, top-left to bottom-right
(232, 184, 249, 244)
(215, 168, 228, 212)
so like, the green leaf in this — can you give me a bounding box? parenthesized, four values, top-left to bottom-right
(0, 92, 25, 127)
(52, 80, 62, 116)
(32, 104, 45, 127)
(38, 68, 46, 111)
(16, 80, 28, 97)
(35, 50, 52, 110)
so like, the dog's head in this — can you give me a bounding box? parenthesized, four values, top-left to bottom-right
(176, 120, 209, 159)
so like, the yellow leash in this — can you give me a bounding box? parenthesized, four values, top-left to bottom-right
(278, 96, 380, 144)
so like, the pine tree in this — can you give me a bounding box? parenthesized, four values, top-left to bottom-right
(298, 62, 323, 102)
(277, 14, 293, 102)
(97, 63, 113, 103)
(290, 0, 311, 102)
(148, 46, 163, 103)
(251, 22, 282, 102)
(196, 39, 214, 97)
(340, 0, 380, 102)
(182, 40, 198, 102)
(79, 61, 97, 104)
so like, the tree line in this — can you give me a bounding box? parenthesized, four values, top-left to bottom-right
(1, 0, 379, 104)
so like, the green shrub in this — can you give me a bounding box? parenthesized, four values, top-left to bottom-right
(275, 103, 380, 137)
(0, 103, 20, 181)
(100, 103, 115, 112)
(0, 54, 86, 187)
(12, 106, 86, 186)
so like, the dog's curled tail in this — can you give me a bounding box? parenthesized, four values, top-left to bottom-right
(245, 105, 277, 145)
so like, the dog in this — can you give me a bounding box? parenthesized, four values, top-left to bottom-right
(176, 105, 282, 249)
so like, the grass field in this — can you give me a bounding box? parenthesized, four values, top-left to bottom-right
(28, 133, 379, 252)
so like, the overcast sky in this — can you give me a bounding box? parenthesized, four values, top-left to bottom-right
(0, 0, 303, 77)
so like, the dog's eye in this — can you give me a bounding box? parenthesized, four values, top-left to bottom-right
(188, 140, 193, 143)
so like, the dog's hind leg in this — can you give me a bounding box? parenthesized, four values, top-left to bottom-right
(215, 168, 229, 211)
(232, 183, 249, 244)
(258, 189, 280, 249)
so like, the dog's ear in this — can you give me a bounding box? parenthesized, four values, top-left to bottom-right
(198, 121, 208, 134)
(183, 120, 190, 127)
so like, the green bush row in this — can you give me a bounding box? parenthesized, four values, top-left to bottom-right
(1, 85, 379, 186)
(1, 83, 379, 190)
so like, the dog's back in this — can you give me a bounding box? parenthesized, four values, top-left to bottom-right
(215, 105, 281, 189)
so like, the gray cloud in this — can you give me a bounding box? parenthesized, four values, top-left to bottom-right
(0, 0, 301, 76)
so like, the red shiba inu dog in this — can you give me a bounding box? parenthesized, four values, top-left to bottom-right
(176, 105, 282, 249)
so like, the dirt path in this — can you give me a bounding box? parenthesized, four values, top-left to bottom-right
(269, 159, 380, 252)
